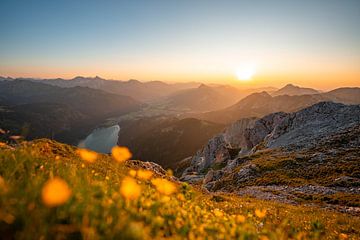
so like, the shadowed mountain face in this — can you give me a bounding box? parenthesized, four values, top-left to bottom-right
(117, 117, 224, 169)
(24, 76, 200, 102)
(192, 88, 360, 124)
(154, 84, 246, 112)
(0, 80, 143, 143)
(0, 80, 142, 117)
(271, 84, 319, 96)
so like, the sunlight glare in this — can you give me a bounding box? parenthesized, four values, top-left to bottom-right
(235, 63, 257, 81)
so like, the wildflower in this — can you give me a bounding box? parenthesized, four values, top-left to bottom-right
(160, 196, 171, 202)
(0, 142, 7, 147)
(111, 146, 132, 163)
(120, 177, 141, 200)
(153, 216, 164, 226)
(339, 233, 348, 240)
(136, 169, 153, 180)
(55, 155, 60, 160)
(255, 209, 267, 219)
(213, 208, 224, 217)
(166, 169, 173, 176)
(259, 236, 269, 240)
(129, 169, 137, 177)
(177, 193, 186, 201)
(0, 176, 8, 193)
(77, 148, 98, 163)
(235, 215, 246, 224)
(42, 177, 72, 207)
(151, 178, 177, 195)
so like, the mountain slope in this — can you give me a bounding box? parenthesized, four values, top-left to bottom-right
(193, 87, 360, 124)
(0, 139, 358, 239)
(181, 102, 360, 211)
(0, 80, 143, 143)
(155, 84, 245, 112)
(118, 117, 224, 169)
(29, 76, 200, 102)
(271, 84, 319, 96)
(0, 80, 143, 117)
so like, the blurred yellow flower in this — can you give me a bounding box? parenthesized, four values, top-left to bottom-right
(255, 209, 267, 219)
(77, 148, 98, 163)
(120, 177, 141, 200)
(0, 176, 8, 193)
(151, 178, 177, 195)
(235, 215, 246, 224)
(177, 193, 186, 201)
(129, 169, 137, 177)
(339, 233, 348, 240)
(41, 177, 72, 207)
(111, 146, 132, 163)
(137, 169, 153, 180)
(0, 142, 7, 147)
(259, 236, 269, 240)
(213, 209, 223, 217)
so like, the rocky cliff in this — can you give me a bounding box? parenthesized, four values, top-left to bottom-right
(181, 102, 360, 188)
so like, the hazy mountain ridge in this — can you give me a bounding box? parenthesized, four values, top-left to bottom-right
(0, 80, 142, 117)
(153, 84, 247, 112)
(10, 76, 201, 102)
(192, 87, 360, 124)
(271, 83, 319, 96)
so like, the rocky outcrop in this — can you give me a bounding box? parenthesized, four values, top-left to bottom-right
(181, 102, 360, 184)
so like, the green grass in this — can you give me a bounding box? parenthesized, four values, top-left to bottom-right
(0, 139, 359, 239)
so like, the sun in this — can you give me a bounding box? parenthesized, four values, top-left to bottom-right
(235, 63, 257, 81)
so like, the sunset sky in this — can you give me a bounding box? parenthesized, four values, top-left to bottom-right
(0, 0, 359, 90)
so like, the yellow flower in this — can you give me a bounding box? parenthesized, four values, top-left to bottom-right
(255, 209, 267, 219)
(0, 142, 7, 147)
(259, 236, 269, 240)
(111, 146, 132, 163)
(0, 176, 8, 193)
(151, 178, 177, 195)
(42, 177, 72, 207)
(76, 148, 98, 163)
(129, 169, 137, 177)
(235, 215, 246, 224)
(339, 233, 348, 240)
(120, 177, 141, 200)
(213, 209, 223, 217)
(136, 169, 153, 180)
(177, 193, 186, 201)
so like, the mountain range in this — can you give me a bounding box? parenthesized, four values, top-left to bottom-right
(0, 80, 142, 143)
(191, 87, 360, 124)
(18, 76, 200, 102)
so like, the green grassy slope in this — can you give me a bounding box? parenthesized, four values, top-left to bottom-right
(0, 140, 359, 239)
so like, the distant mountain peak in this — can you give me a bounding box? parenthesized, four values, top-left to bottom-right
(283, 83, 296, 88)
(128, 79, 141, 84)
(198, 83, 210, 89)
(272, 83, 319, 96)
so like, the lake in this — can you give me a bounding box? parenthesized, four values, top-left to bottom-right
(78, 125, 120, 153)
